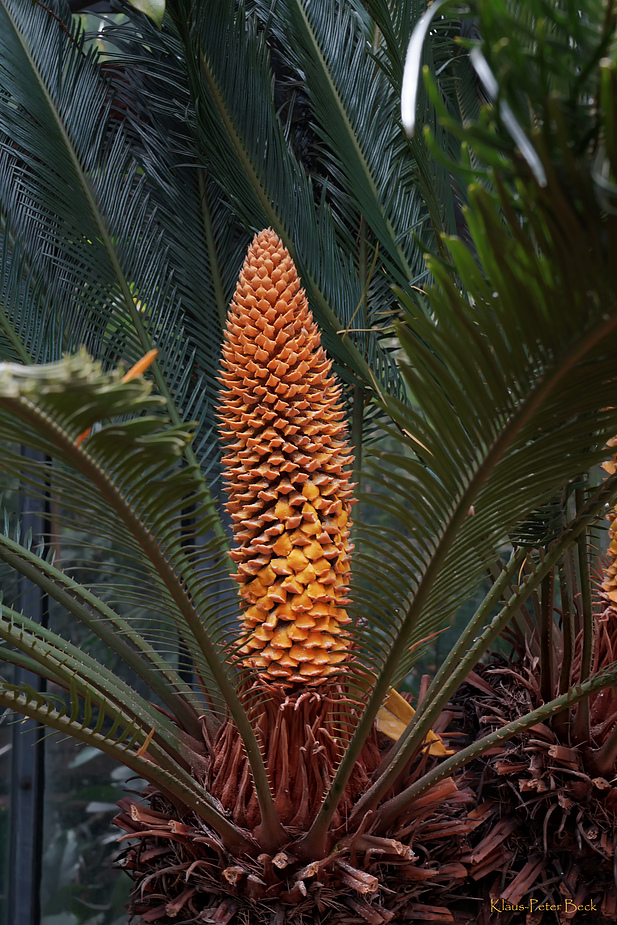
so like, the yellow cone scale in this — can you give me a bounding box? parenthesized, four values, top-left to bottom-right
(218, 229, 354, 683)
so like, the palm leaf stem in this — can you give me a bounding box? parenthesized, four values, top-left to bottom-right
(0, 643, 66, 685)
(369, 546, 527, 778)
(0, 306, 30, 364)
(299, 306, 617, 857)
(8, 656, 203, 786)
(374, 660, 617, 833)
(0, 684, 252, 851)
(197, 169, 228, 330)
(0, 394, 287, 848)
(350, 472, 617, 824)
(0, 536, 205, 736)
(350, 549, 528, 822)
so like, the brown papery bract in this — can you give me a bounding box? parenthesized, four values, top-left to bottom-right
(218, 229, 355, 684)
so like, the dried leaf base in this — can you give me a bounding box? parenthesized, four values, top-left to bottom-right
(208, 684, 380, 832)
(114, 685, 474, 924)
(448, 659, 617, 924)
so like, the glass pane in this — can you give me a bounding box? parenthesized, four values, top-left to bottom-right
(40, 468, 150, 925)
(41, 742, 133, 925)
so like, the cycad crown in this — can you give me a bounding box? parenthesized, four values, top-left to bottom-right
(218, 229, 354, 683)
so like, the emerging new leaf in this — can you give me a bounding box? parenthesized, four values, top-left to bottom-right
(218, 229, 354, 683)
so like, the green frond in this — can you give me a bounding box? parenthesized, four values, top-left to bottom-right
(299, 109, 617, 850)
(351, 470, 617, 819)
(94, 21, 252, 478)
(375, 655, 617, 832)
(3, 0, 616, 885)
(0, 676, 251, 849)
(0, 233, 53, 364)
(0, 0, 226, 497)
(275, 0, 424, 285)
(0, 355, 230, 676)
(0, 529, 205, 733)
(363, 0, 467, 239)
(0, 350, 285, 844)
(0, 598, 200, 769)
(356, 194, 617, 683)
(147, 0, 406, 407)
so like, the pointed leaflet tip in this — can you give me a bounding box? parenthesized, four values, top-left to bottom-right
(401, 0, 451, 137)
(122, 349, 159, 383)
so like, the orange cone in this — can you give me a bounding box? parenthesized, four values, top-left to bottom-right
(218, 229, 354, 683)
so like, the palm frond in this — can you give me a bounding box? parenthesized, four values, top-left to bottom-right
(299, 137, 617, 852)
(375, 654, 617, 832)
(364, 0, 470, 240)
(0, 0, 224, 503)
(146, 0, 407, 408)
(274, 0, 425, 286)
(0, 232, 61, 364)
(0, 671, 250, 848)
(0, 530, 204, 733)
(351, 468, 617, 821)
(0, 355, 223, 670)
(0, 351, 287, 845)
(0, 598, 199, 769)
(96, 17, 251, 479)
(357, 180, 617, 683)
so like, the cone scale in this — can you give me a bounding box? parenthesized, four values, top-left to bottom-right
(218, 229, 354, 684)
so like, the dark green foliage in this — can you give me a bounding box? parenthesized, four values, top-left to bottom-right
(1, 2, 617, 919)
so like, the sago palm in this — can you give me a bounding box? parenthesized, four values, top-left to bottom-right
(2, 1, 617, 923)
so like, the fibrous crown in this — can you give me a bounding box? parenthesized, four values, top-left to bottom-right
(218, 229, 355, 684)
